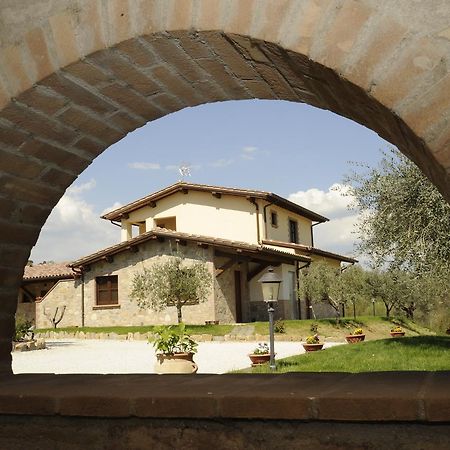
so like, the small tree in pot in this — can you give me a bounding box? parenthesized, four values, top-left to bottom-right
(130, 252, 213, 324)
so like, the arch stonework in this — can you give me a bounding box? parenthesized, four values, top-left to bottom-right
(0, 0, 449, 373)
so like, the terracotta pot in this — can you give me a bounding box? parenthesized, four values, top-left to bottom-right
(154, 353, 198, 374)
(248, 353, 271, 365)
(302, 343, 324, 352)
(390, 331, 405, 338)
(345, 334, 365, 344)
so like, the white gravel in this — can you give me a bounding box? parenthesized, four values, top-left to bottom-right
(12, 339, 342, 374)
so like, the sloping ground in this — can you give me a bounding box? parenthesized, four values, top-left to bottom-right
(36, 317, 434, 342)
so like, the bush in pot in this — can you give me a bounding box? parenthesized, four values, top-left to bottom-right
(302, 334, 324, 352)
(346, 327, 365, 344)
(151, 324, 198, 373)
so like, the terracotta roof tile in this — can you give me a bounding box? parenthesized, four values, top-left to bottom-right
(70, 228, 311, 268)
(23, 262, 75, 281)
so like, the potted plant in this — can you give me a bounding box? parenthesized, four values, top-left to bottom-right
(390, 326, 405, 337)
(151, 324, 198, 374)
(248, 342, 271, 365)
(302, 334, 324, 352)
(345, 327, 365, 344)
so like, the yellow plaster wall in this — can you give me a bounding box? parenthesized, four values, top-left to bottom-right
(127, 191, 261, 244)
(264, 205, 313, 245)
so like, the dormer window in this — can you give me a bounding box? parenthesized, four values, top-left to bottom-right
(289, 219, 298, 243)
(271, 211, 278, 227)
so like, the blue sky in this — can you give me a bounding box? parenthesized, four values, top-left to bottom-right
(30, 99, 390, 263)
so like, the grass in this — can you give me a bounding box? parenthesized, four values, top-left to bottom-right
(35, 316, 436, 340)
(239, 336, 450, 373)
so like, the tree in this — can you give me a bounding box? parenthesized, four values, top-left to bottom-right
(343, 148, 450, 278)
(341, 265, 368, 319)
(298, 262, 363, 320)
(299, 262, 340, 319)
(129, 253, 213, 324)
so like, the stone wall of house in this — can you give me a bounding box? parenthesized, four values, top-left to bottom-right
(35, 279, 82, 329)
(214, 259, 250, 323)
(77, 240, 216, 327)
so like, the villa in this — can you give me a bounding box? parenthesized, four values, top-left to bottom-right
(18, 182, 356, 328)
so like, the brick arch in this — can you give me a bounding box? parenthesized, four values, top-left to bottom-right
(1, 0, 450, 373)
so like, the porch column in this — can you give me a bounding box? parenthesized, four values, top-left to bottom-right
(121, 221, 132, 242)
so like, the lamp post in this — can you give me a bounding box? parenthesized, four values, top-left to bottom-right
(258, 266, 282, 371)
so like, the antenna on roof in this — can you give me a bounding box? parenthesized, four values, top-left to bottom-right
(178, 162, 191, 181)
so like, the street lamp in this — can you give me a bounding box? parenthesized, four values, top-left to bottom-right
(258, 266, 282, 371)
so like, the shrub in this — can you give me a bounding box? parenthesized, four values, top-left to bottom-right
(252, 342, 269, 355)
(353, 328, 364, 335)
(14, 316, 33, 342)
(391, 326, 403, 333)
(150, 324, 198, 355)
(310, 322, 319, 333)
(274, 319, 286, 334)
(306, 334, 320, 344)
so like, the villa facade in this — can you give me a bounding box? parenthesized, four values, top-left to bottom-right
(19, 182, 356, 328)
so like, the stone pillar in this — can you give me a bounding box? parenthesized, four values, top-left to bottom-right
(138, 223, 146, 235)
(121, 222, 132, 242)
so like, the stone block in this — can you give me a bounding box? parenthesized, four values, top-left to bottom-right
(0, 45, 33, 95)
(313, 0, 372, 70)
(224, 0, 256, 36)
(25, 27, 55, 82)
(41, 73, 116, 115)
(64, 60, 110, 88)
(18, 87, 68, 116)
(372, 36, 447, 109)
(14, 342, 29, 352)
(89, 51, 160, 96)
(0, 150, 44, 180)
(104, 0, 131, 46)
(152, 64, 201, 106)
(195, 0, 223, 30)
(166, 0, 194, 31)
(346, 18, 407, 90)
(49, 13, 80, 68)
(58, 107, 123, 144)
(100, 83, 162, 120)
(1, 102, 77, 146)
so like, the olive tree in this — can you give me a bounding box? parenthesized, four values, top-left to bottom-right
(298, 262, 347, 320)
(130, 253, 213, 324)
(343, 148, 450, 279)
(299, 262, 370, 320)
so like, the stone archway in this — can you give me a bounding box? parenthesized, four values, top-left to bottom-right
(1, 0, 449, 373)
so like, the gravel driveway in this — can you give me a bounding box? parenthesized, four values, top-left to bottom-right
(12, 339, 341, 374)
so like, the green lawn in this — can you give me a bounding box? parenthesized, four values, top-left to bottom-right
(239, 336, 450, 373)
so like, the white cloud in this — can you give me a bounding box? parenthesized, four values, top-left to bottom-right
(128, 162, 161, 170)
(101, 202, 123, 216)
(288, 183, 354, 219)
(209, 158, 234, 168)
(67, 178, 96, 195)
(240, 146, 258, 160)
(30, 184, 120, 263)
(288, 183, 360, 257)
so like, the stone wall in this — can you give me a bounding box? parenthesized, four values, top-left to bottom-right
(35, 279, 81, 329)
(35, 240, 217, 327)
